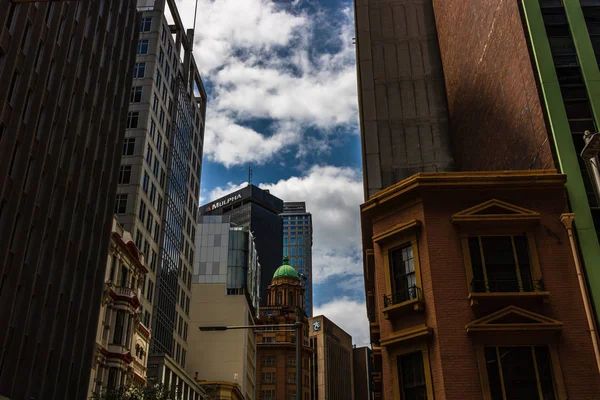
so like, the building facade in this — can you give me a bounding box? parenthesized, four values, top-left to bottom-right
(353, 346, 373, 400)
(0, 1, 139, 398)
(256, 260, 312, 400)
(201, 185, 284, 304)
(353, 0, 454, 198)
(282, 202, 313, 316)
(430, 0, 600, 325)
(113, 0, 207, 389)
(88, 218, 151, 396)
(309, 316, 355, 400)
(188, 215, 261, 400)
(361, 171, 600, 399)
(146, 354, 207, 400)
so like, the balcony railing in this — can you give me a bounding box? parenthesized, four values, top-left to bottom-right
(116, 287, 137, 297)
(471, 279, 545, 293)
(383, 286, 420, 308)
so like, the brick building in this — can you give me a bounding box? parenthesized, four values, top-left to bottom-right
(361, 170, 600, 399)
(256, 258, 312, 400)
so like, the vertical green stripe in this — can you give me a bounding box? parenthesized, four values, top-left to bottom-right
(521, 0, 600, 318)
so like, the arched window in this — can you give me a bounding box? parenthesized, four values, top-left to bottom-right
(288, 292, 295, 306)
(277, 292, 283, 305)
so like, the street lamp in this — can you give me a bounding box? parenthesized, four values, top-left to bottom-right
(199, 307, 304, 399)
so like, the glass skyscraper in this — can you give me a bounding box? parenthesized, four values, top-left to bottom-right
(282, 202, 313, 316)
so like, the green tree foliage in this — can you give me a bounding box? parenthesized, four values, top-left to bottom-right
(91, 382, 178, 400)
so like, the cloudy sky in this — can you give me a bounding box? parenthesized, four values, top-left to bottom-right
(172, 0, 368, 346)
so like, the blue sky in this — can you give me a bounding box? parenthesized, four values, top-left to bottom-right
(173, 0, 368, 345)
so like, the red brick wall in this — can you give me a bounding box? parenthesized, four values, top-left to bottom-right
(432, 0, 555, 171)
(370, 186, 600, 398)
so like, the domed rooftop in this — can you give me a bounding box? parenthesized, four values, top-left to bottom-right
(272, 257, 300, 280)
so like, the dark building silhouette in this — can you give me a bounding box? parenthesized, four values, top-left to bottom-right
(0, 1, 139, 399)
(200, 184, 284, 303)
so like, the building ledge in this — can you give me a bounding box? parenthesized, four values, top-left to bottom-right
(382, 297, 424, 319)
(468, 291, 550, 307)
(380, 324, 432, 347)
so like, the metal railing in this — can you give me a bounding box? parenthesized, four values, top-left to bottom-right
(383, 286, 420, 307)
(116, 287, 137, 297)
(471, 279, 545, 293)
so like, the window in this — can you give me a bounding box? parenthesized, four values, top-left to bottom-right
(146, 145, 153, 165)
(263, 356, 276, 366)
(398, 352, 427, 399)
(159, 108, 165, 127)
(139, 200, 147, 222)
(113, 310, 126, 345)
(160, 169, 166, 187)
(7, 71, 20, 105)
(157, 196, 163, 214)
(152, 93, 158, 113)
(262, 372, 276, 383)
(467, 235, 538, 293)
(283, 237, 288, 246)
(153, 159, 159, 177)
(142, 172, 149, 193)
(140, 17, 152, 32)
(147, 279, 154, 302)
(127, 112, 139, 128)
(298, 237, 303, 245)
(287, 373, 296, 384)
(261, 390, 275, 400)
(122, 138, 135, 155)
(150, 119, 156, 138)
(291, 237, 296, 245)
(21, 21, 32, 53)
(114, 194, 127, 214)
(118, 165, 132, 184)
(290, 247, 296, 256)
(154, 222, 159, 242)
(387, 244, 417, 305)
(149, 183, 156, 204)
(134, 62, 146, 78)
(484, 346, 556, 399)
(130, 86, 142, 102)
(137, 39, 149, 54)
(159, 48, 165, 66)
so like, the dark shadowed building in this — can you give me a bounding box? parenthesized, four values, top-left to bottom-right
(0, 1, 139, 399)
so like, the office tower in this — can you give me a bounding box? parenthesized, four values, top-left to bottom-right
(282, 202, 313, 316)
(201, 185, 284, 304)
(114, 0, 206, 394)
(309, 315, 355, 400)
(352, 346, 373, 400)
(188, 215, 260, 400)
(360, 171, 600, 398)
(430, 0, 600, 327)
(88, 218, 151, 396)
(0, 1, 138, 399)
(256, 259, 312, 400)
(353, 0, 454, 198)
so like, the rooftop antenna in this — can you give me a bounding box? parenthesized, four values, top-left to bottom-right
(193, 0, 199, 37)
(248, 166, 252, 186)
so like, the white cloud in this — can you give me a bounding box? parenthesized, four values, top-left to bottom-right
(314, 297, 369, 347)
(170, 0, 358, 166)
(207, 165, 365, 284)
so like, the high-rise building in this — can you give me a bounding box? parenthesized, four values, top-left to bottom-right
(360, 171, 600, 398)
(430, 0, 600, 329)
(282, 202, 313, 316)
(256, 259, 312, 400)
(201, 184, 284, 304)
(309, 315, 355, 400)
(114, 0, 206, 393)
(88, 218, 151, 396)
(353, 0, 454, 198)
(188, 214, 261, 400)
(0, 1, 139, 399)
(352, 346, 373, 400)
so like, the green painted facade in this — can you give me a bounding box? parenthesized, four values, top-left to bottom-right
(521, 0, 600, 317)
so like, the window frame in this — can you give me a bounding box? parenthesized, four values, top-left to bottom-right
(390, 340, 434, 400)
(460, 230, 547, 305)
(374, 220, 424, 317)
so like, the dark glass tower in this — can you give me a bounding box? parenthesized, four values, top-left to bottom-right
(200, 184, 283, 303)
(0, 1, 139, 399)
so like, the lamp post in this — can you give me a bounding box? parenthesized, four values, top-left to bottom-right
(199, 308, 304, 400)
(581, 130, 600, 205)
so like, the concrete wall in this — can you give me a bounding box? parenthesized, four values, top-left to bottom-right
(354, 0, 454, 198)
(187, 284, 254, 399)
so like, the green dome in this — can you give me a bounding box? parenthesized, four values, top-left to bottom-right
(273, 257, 300, 280)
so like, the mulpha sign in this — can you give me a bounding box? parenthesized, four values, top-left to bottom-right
(205, 193, 242, 212)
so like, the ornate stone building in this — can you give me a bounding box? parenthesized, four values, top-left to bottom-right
(256, 258, 313, 400)
(88, 218, 151, 396)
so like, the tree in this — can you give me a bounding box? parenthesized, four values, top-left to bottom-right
(90, 382, 178, 400)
